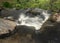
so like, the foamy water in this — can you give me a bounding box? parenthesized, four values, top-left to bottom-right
(16, 11, 51, 30)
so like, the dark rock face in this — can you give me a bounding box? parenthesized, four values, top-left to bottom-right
(15, 25, 35, 36)
(44, 23, 60, 43)
(32, 19, 60, 43)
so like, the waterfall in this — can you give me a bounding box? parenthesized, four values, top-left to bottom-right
(16, 8, 51, 30)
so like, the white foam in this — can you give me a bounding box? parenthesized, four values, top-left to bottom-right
(17, 11, 50, 30)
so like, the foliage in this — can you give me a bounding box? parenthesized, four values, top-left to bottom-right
(15, 0, 50, 9)
(51, 0, 60, 12)
(1, 0, 60, 12)
(2, 2, 13, 8)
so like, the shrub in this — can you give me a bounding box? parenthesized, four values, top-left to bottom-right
(2, 2, 13, 8)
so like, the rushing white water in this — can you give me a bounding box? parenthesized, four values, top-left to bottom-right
(17, 10, 51, 30)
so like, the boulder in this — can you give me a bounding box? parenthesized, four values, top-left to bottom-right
(0, 18, 16, 35)
(15, 25, 35, 36)
(50, 13, 60, 22)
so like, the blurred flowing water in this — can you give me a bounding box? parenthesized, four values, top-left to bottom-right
(16, 8, 51, 30)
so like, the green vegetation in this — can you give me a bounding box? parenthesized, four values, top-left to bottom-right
(51, 0, 60, 12)
(0, 0, 60, 12)
(2, 2, 13, 8)
(15, 0, 50, 9)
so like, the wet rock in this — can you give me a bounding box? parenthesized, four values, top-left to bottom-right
(0, 18, 16, 38)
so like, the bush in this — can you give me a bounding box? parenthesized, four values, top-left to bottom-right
(2, 2, 13, 8)
(1, 0, 60, 12)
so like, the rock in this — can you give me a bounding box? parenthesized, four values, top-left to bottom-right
(15, 25, 35, 36)
(0, 18, 16, 35)
(51, 13, 60, 22)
